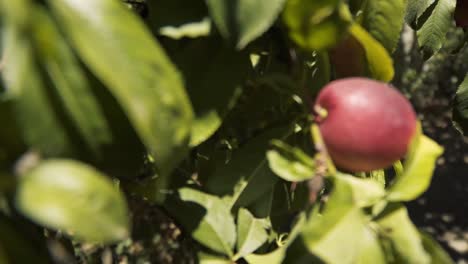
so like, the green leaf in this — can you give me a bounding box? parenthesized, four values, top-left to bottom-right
(349, 23, 395, 82)
(245, 213, 306, 264)
(419, 231, 454, 264)
(159, 18, 212, 40)
(387, 135, 443, 201)
(2, 7, 147, 178)
(206, 0, 287, 48)
(453, 74, 468, 135)
(198, 252, 232, 264)
(266, 140, 315, 182)
(2, 22, 77, 157)
(205, 126, 292, 209)
(354, 226, 386, 264)
(416, 0, 456, 58)
(375, 204, 430, 264)
(405, 0, 437, 26)
(166, 36, 250, 146)
(336, 173, 385, 207)
(48, 0, 194, 178)
(283, 0, 350, 51)
(235, 208, 269, 259)
(362, 0, 406, 53)
(176, 188, 236, 256)
(16, 160, 130, 244)
(297, 176, 369, 264)
(31, 8, 112, 157)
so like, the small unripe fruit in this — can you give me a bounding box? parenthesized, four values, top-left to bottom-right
(455, 0, 468, 27)
(314, 78, 417, 172)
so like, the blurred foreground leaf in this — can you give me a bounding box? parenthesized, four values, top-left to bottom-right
(48, 0, 194, 179)
(387, 135, 443, 201)
(16, 160, 130, 244)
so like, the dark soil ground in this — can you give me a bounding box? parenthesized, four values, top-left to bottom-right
(407, 95, 468, 263)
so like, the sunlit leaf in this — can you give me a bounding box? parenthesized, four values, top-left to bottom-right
(245, 213, 306, 264)
(175, 188, 236, 256)
(16, 160, 130, 243)
(48, 0, 194, 179)
(387, 135, 443, 201)
(236, 208, 269, 259)
(198, 252, 232, 264)
(349, 23, 394, 82)
(375, 204, 430, 263)
(296, 176, 369, 264)
(283, 0, 350, 51)
(354, 226, 386, 264)
(419, 231, 454, 264)
(2, 21, 75, 157)
(267, 140, 315, 182)
(336, 173, 385, 207)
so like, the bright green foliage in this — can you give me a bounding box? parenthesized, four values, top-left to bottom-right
(16, 160, 130, 243)
(0, 0, 460, 263)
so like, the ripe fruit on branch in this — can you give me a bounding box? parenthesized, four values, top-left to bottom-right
(314, 78, 417, 172)
(455, 0, 468, 27)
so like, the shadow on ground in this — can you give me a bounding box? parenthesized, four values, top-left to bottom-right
(407, 96, 468, 263)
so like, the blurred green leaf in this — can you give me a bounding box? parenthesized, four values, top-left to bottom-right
(266, 140, 315, 182)
(0, 0, 31, 26)
(206, 0, 286, 48)
(48, 0, 194, 179)
(416, 0, 456, 58)
(375, 204, 430, 264)
(198, 252, 232, 264)
(296, 176, 368, 264)
(16, 160, 130, 244)
(245, 213, 306, 264)
(419, 231, 454, 264)
(354, 226, 386, 264)
(2, 21, 75, 157)
(336, 173, 385, 207)
(235, 208, 269, 259)
(349, 23, 394, 82)
(177, 188, 236, 256)
(32, 8, 112, 157)
(283, 0, 350, 51)
(453, 74, 468, 135)
(387, 135, 443, 201)
(166, 36, 250, 146)
(159, 18, 212, 39)
(362, 0, 406, 53)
